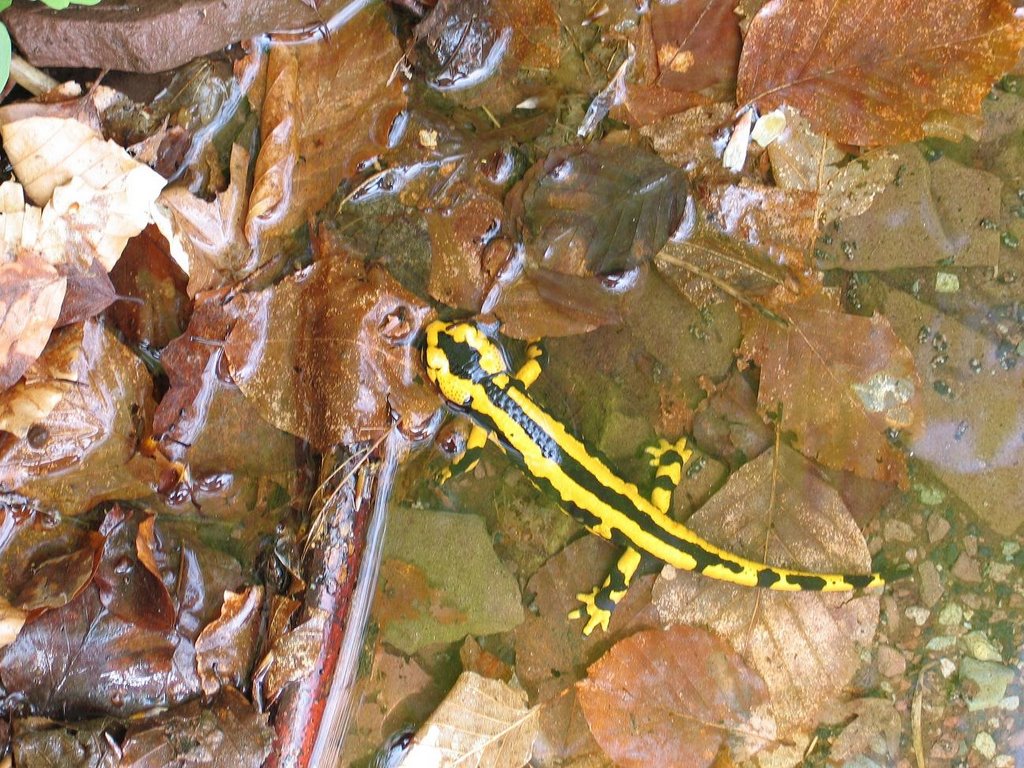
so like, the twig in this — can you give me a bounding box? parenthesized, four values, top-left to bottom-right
(9, 55, 58, 96)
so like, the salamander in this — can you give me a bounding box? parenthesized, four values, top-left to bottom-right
(423, 320, 884, 635)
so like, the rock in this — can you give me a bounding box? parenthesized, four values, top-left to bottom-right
(917, 561, 944, 608)
(951, 553, 982, 583)
(961, 630, 1002, 662)
(987, 562, 1014, 582)
(883, 519, 915, 542)
(925, 636, 956, 651)
(960, 658, 1016, 711)
(938, 603, 963, 627)
(905, 606, 930, 626)
(973, 732, 997, 759)
(926, 514, 951, 542)
(1000, 696, 1020, 711)
(939, 658, 956, 678)
(876, 645, 907, 677)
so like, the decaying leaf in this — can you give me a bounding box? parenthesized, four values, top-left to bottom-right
(652, 446, 881, 734)
(766, 107, 900, 225)
(640, 102, 737, 179)
(399, 671, 538, 768)
(492, 267, 623, 340)
(884, 288, 1024, 536)
(737, 0, 1024, 146)
(119, 687, 273, 767)
(222, 249, 436, 451)
(159, 143, 255, 296)
(814, 145, 1001, 270)
(507, 141, 690, 276)
(0, 256, 66, 391)
(11, 716, 120, 767)
(195, 586, 264, 697)
(376, 506, 523, 655)
(821, 697, 902, 765)
(578, 625, 776, 768)
(245, 5, 406, 252)
(739, 289, 922, 486)
(0, 321, 161, 514)
(257, 610, 326, 706)
(691, 367, 773, 469)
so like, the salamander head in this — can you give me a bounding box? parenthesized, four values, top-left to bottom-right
(424, 320, 509, 408)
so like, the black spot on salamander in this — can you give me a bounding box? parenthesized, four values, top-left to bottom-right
(844, 573, 875, 589)
(607, 566, 628, 591)
(595, 591, 617, 611)
(652, 475, 677, 490)
(657, 450, 685, 466)
(684, 542, 745, 574)
(786, 574, 827, 591)
(757, 569, 782, 587)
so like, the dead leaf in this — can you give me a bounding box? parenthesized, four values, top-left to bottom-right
(507, 141, 690, 276)
(245, 6, 406, 252)
(0, 256, 66, 391)
(691, 367, 773, 469)
(375, 506, 523, 655)
(822, 697, 902, 765)
(257, 610, 326, 705)
(652, 446, 881, 734)
(640, 102, 739, 179)
(399, 671, 538, 768)
(578, 625, 776, 768)
(766, 107, 900, 225)
(739, 288, 922, 486)
(195, 586, 264, 697)
(814, 145, 1001, 270)
(222, 250, 435, 450)
(0, 321, 161, 515)
(119, 687, 272, 767)
(884, 288, 1024, 535)
(159, 143, 255, 296)
(737, 0, 1024, 146)
(492, 267, 624, 340)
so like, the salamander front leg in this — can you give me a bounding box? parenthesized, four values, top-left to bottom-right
(569, 546, 643, 635)
(514, 340, 547, 389)
(645, 437, 693, 514)
(438, 424, 489, 484)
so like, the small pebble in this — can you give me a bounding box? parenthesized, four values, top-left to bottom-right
(938, 603, 963, 626)
(905, 606, 930, 626)
(994, 757, 1015, 768)
(974, 732, 997, 759)
(884, 519, 915, 542)
(960, 658, 1016, 711)
(952, 553, 983, 583)
(876, 645, 907, 677)
(918, 561, 944, 607)
(961, 630, 1002, 662)
(1003, 541, 1021, 558)
(926, 636, 956, 651)
(1000, 696, 1020, 711)
(964, 535, 978, 557)
(987, 562, 1014, 582)
(940, 658, 957, 677)
(927, 515, 951, 542)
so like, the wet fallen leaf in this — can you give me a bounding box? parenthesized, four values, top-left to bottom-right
(222, 251, 436, 450)
(0, 255, 66, 391)
(398, 671, 538, 768)
(652, 446, 881, 734)
(0, 321, 161, 514)
(822, 697, 902, 765)
(578, 625, 776, 768)
(159, 143, 255, 297)
(245, 6, 406, 253)
(814, 145, 1001, 270)
(614, 0, 741, 126)
(119, 687, 272, 767)
(739, 288, 922, 486)
(410, 0, 560, 115)
(0, 507, 242, 716)
(376, 506, 523, 655)
(737, 0, 1024, 146)
(195, 586, 263, 698)
(11, 716, 120, 768)
(884, 288, 1024, 535)
(492, 267, 623, 339)
(257, 610, 326, 705)
(640, 102, 738, 180)
(691, 367, 773, 469)
(507, 141, 690, 276)
(766, 107, 900, 226)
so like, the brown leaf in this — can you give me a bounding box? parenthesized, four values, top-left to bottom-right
(0, 256, 66, 392)
(222, 251, 435, 451)
(737, 0, 1024, 146)
(822, 697, 902, 765)
(257, 610, 326, 705)
(691, 367, 772, 469)
(652, 446, 881, 733)
(0, 321, 161, 514)
(614, 0, 742, 125)
(159, 143, 255, 297)
(578, 626, 776, 768)
(195, 586, 264, 697)
(245, 6, 406, 253)
(492, 267, 623, 340)
(120, 687, 272, 767)
(398, 671, 538, 768)
(739, 289, 922, 486)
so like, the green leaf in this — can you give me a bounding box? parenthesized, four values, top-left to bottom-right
(0, 23, 10, 94)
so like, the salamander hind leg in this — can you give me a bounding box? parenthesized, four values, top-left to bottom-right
(514, 340, 547, 390)
(569, 547, 643, 635)
(438, 424, 489, 484)
(645, 437, 693, 514)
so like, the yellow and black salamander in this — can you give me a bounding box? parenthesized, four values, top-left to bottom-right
(423, 320, 884, 635)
